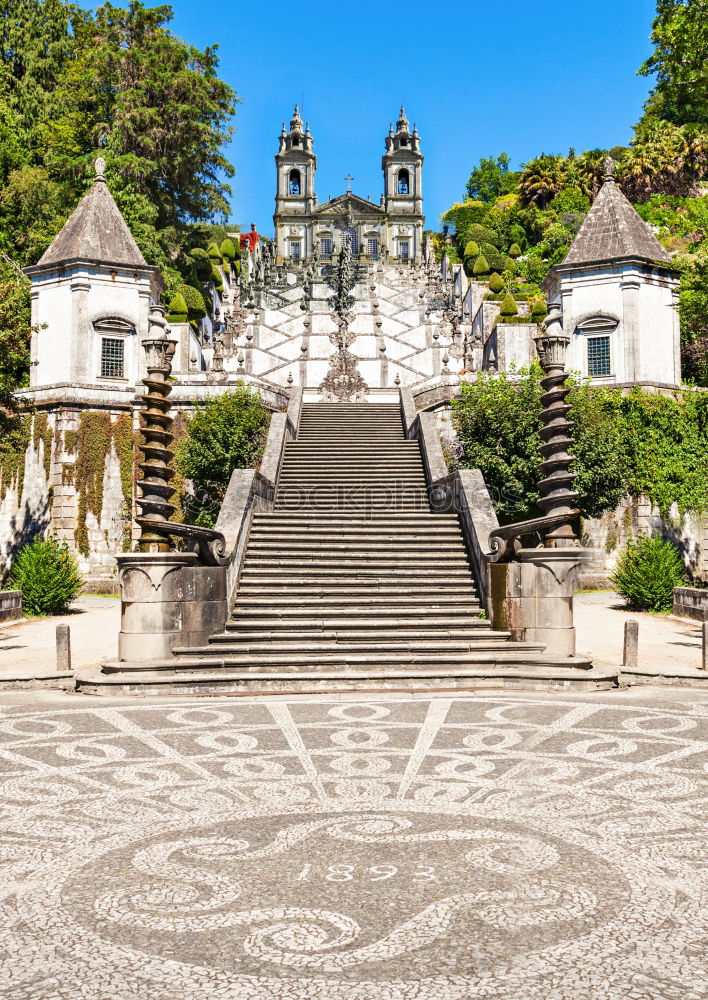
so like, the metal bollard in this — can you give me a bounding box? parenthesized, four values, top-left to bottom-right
(703, 621, 708, 672)
(56, 624, 71, 671)
(623, 620, 639, 668)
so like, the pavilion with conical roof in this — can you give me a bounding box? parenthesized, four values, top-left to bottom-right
(24, 158, 162, 391)
(543, 158, 680, 387)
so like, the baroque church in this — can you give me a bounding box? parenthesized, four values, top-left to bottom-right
(274, 105, 424, 263)
(1, 110, 685, 585)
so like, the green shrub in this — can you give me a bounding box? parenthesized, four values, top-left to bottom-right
(531, 297, 548, 318)
(503, 256, 517, 274)
(473, 255, 490, 276)
(611, 535, 686, 612)
(190, 248, 212, 281)
(179, 284, 207, 322)
(462, 256, 476, 278)
(220, 237, 236, 261)
(211, 262, 224, 290)
(167, 291, 188, 323)
(207, 241, 223, 262)
(176, 387, 271, 527)
(9, 535, 84, 616)
(499, 292, 518, 317)
(509, 242, 522, 258)
(479, 242, 505, 271)
(488, 272, 505, 294)
(467, 223, 499, 247)
(231, 258, 241, 276)
(463, 240, 479, 258)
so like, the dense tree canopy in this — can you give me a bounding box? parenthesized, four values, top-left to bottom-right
(0, 0, 238, 403)
(639, 0, 708, 127)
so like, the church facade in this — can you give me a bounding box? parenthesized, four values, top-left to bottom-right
(273, 106, 424, 262)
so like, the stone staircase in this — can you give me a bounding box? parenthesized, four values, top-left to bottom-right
(162, 402, 558, 678)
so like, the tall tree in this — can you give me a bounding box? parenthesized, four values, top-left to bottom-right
(465, 153, 517, 203)
(639, 0, 708, 127)
(45, 1, 238, 227)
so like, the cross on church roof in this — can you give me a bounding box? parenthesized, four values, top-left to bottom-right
(344, 174, 354, 193)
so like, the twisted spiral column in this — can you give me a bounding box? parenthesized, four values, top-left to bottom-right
(534, 304, 579, 548)
(136, 304, 178, 552)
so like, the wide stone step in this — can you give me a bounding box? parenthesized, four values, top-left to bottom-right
(242, 559, 470, 571)
(248, 525, 460, 537)
(233, 593, 479, 607)
(245, 541, 465, 554)
(185, 639, 514, 655)
(253, 511, 459, 531)
(162, 646, 549, 669)
(239, 566, 471, 579)
(227, 613, 481, 627)
(213, 626, 492, 641)
(237, 586, 478, 598)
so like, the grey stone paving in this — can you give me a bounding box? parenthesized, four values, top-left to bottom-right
(0, 688, 706, 999)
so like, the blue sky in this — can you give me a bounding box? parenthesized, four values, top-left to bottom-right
(149, 0, 657, 230)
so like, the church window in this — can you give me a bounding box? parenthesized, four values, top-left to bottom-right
(319, 237, 333, 257)
(342, 228, 358, 254)
(100, 337, 125, 379)
(587, 335, 611, 377)
(398, 169, 410, 194)
(367, 238, 379, 257)
(289, 169, 301, 195)
(399, 239, 410, 260)
(289, 239, 302, 260)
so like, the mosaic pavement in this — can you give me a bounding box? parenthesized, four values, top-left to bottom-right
(0, 690, 706, 1000)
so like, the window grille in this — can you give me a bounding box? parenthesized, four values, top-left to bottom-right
(320, 237, 333, 256)
(290, 240, 302, 260)
(399, 240, 410, 260)
(101, 337, 125, 378)
(367, 238, 379, 257)
(587, 335, 611, 377)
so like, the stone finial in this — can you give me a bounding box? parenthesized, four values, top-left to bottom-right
(94, 156, 106, 181)
(397, 105, 409, 132)
(603, 156, 615, 182)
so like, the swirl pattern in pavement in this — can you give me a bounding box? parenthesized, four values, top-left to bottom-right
(0, 691, 706, 999)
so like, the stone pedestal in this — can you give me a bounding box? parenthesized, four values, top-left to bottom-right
(116, 551, 227, 662)
(490, 548, 592, 659)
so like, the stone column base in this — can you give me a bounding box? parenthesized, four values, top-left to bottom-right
(116, 552, 198, 662)
(490, 547, 593, 659)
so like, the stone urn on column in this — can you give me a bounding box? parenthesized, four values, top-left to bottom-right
(488, 303, 592, 660)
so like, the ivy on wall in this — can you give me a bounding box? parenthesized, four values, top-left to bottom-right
(0, 411, 54, 499)
(71, 411, 135, 557)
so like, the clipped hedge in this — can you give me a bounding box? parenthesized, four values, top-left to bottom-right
(220, 237, 236, 261)
(167, 291, 188, 323)
(499, 292, 518, 317)
(207, 241, 223, 262)
(488, 272, 505, 294)
(467, 223, 500, 247)
(473, 254, 490, 276)
(463, 240, 480, 258)
(190, 248, 212, 281)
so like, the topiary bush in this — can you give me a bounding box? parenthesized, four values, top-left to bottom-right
(167, 291, 188, 323)
(508, 243, 522, 258)
(503, 256, 517, 274)
(611, 535, 686, 612)
(176, 387, 271, 527)
(499, 292, 518, 317)
(9, 535, 84, 616)
(220, 237, 236, 261)
(463, 240, 479, 258)
(207, 241, 223, 262)
(473, 255, 490, 277)
(179, 284, 207, 323)
(211, 262, 224, 291)
(488, 272, 505, 294)
(190, 248, 212, 281)
(531, 297, 548, 319)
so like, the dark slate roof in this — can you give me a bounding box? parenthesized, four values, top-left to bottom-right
(562, 162, 671, 268)
(38, 160, 148, 269)
(316, 192, 384, 215)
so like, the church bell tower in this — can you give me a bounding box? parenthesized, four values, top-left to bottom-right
(274, 105, 317, 259)
(382, 107, 424, 259)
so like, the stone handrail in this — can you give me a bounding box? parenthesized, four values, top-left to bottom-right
(487, 511, 581, 564)
(162, 521, 227, 566)
(429, 470, 499, 614)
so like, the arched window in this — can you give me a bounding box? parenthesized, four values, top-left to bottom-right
(289, 168, 301, 195)
(398, 168, 410, 194)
